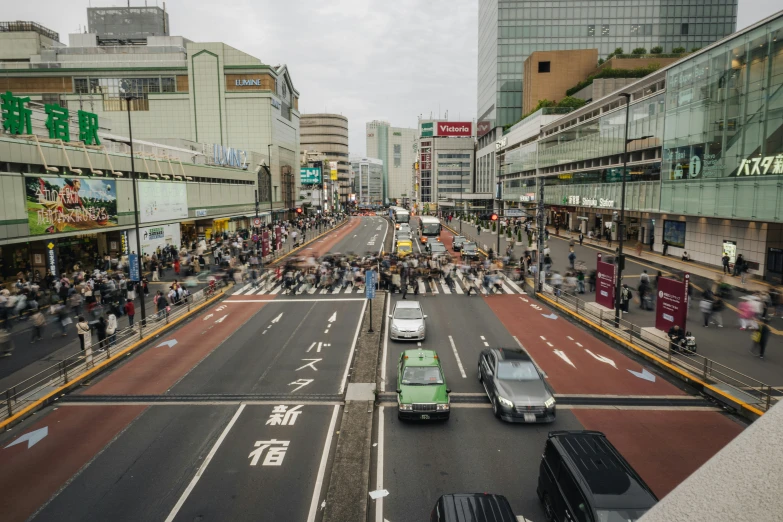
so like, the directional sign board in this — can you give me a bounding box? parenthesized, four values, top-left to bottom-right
(129, 253, 140, 281)
(365, 270, 376, 299)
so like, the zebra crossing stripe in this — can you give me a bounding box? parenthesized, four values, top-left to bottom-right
(418, 281, 427, 295)
(270, 284, 283, 295)
(453, 279, 464, 294)
(233, 283, 252, 295)
(440, 279, 451, 294)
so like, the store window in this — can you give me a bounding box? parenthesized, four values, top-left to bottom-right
(394, 144, 401, 167)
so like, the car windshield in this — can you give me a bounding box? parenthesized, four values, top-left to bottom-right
(454, 236, 465, 242)
(463, 242, 476, 250)
(496, 361, 540, 380)
(398, 244, 412, 252)
(430, 244, 446, 252)
(596, 509, 649, 522)
(421, 223, 440, 235)
(394, 308, 422, 319)
(402, 366, 443, 385)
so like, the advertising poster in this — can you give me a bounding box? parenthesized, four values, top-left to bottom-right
(26, 176, 118, 235)
(129, 253, 140, 281)
(596, 253, 615, 309)
(138, 181, 189, 223)
(128, 223, 181, 256)
(261, 230, 270, 257)
(663, 220, 686, 248)
(435, 121, 473, 137)
(655, 274, 689, 331)
(274, 226, 282, 251)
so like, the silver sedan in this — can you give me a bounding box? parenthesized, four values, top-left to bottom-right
(389, 300, 427, 341)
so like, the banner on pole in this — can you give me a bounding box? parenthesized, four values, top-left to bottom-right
(596, 253, 615, 309)
(655, 274, 689, 331)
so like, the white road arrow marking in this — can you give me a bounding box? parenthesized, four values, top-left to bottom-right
(271, 312, 283, 324)
(156, 339, 178, 348)
(203, 314, 214, 321)
(585, 349, 617, 369)
(328, 312, 337, 323)
(541, 313, 558, 320)
(553, 349, 576, 369)
(216, 306, 227, 311)
(4, 426, 48, 449)
(628, 367, 656, 382)
(296, 358, 322, 371)
(519, 297, 529, 302)
(215, 315, 228, 324)
(307, 342, 316, 353)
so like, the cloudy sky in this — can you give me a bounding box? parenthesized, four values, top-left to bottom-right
(6, 1, 780, 156)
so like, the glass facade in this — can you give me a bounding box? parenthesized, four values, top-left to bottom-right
(662, 16, 783, 180)
(538, 93, 666, 168)
(479, 0, 738, 128)
(74, 76, 176, 111)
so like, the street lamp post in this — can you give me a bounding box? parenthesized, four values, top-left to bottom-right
(614, 92, 652, 327)
(121, 82, 147, 329)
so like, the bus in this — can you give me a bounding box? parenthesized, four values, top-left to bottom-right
(393, 207, 410, 229)
(418, 215, 441, 244)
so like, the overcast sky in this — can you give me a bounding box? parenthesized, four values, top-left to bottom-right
(6, 1, 780, 156)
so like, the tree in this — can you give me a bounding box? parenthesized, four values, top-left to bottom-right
(613, 47, 624, 56)
(691, 47, 701, 53)
(631, 47, 647, 55)
(650, 46, 663, 54)
(517, 229, 523, 243)
(672, 47, 687, 54)
(598, 57, 605, 65)
(557, 96, 587, 110)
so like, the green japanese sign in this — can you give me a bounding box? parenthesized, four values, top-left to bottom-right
(300, 167, 322, 184)
(45, 104, 70, 141)
(1, 91, 33, 135)
(78, 110, 101, 145)
(1, 91, 101, 145)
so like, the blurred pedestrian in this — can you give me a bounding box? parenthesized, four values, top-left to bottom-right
(76, 316, 90, 352)
(124, 299, 135, 327)
(107, 311, 117, 347)
(751, 319, 770, 359)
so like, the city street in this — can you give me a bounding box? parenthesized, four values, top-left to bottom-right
(447, 216, 783, 389)
(0, 217, 751, 522)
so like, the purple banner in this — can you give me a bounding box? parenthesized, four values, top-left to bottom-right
(655, 274, 689, 331)
(596, 253, 615, 309)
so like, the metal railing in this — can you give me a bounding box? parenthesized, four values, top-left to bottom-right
(0, 286, 222, 424)
(535, 282, 776, 414)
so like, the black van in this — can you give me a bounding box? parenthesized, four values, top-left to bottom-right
(537, 430, 658, 522)
(430, 493, 517, 522)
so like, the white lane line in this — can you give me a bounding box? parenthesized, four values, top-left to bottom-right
(540, 336, 547, 341)
(375, 406, 385, 522)
(567, 336, 574, 340)
(480, 336, 486, 340)
(165, 404, 245, 522)
(483, 342, 489, 347)
(448, 335, 467, 378)
(576, 342, 583, 347)
(380, 293, 391, 391)
(546, 342, 554, 347)
(339, 299, 369, 394)
(379, 217, 389, 256)
(306, 404, 341, 522)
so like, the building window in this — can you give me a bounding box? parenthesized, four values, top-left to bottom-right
(538, 61, 551, 73)
(393, 144, 401, 167)
(631, 24, 641, 35)
(681, 23, 689, 35)
(587, 25, 595, 37)
(601, 24, 610, 36)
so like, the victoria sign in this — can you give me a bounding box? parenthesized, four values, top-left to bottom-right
(436, 121, 472, 137)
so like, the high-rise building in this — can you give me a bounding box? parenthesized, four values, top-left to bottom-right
(477, 0, 738, 130)
(366, 121, 418, 204)
(300, 114, 350, 204)
(350, 157, 384, 207)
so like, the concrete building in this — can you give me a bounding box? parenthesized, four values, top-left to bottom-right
(366, 120, 418, 204)
(300, 113, 349, 205)
(350, 157, 384, 207)
(522, 49, 598, 114)
(494, 9, 783, 281)
(0, 21, 63, 63)
(0, 8, 301, 218)
(417, 121, 478, 212)
(477, 0, 738, 130)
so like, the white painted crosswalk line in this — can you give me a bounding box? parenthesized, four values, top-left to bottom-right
(270, 284, 283, 295)
(453, 279, 464, 294)
(440, 278, 451, 294)
(500, 281, 515, 294)
(308, 285, 318, 294)
(502, 274, 526, 294)
(331, 285, 342, 294)
(233, 283, 252, 295)
(256, 286, 269, 295)
(244, 286, 263, 296)
(418, 280, 427, 295)
(343, 285, 354, 294)
(430, 280, 439, 294)
(320, 288, 329, 294)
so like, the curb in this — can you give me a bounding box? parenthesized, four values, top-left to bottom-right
(0, 289, 225, 431)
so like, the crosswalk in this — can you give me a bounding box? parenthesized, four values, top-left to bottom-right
(230, 272, 527, 297)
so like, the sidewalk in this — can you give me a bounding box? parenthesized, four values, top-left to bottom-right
(447, 216, 783, 387)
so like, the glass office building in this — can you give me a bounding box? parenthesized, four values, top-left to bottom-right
(478, 0, 738, 129)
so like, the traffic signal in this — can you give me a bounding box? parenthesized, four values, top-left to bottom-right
(296, 208, 303, 214)
(490, 213, 498, 221)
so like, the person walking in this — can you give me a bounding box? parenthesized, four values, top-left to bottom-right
(621, 284, 632, 314)
(29, 309, 45, 343)
(751, 319, 771, 359)
(96, 315, 107, 351)
(700, 296, 713, 327)
(568, 250, 576, 269)
(710, 296, 724, 327)
(106, 311, 117, 347)
(578, 232, 584, 246)
(722, 253, 730, 274)
(76, 316, 90, 352)
(124, 299, 135, 327)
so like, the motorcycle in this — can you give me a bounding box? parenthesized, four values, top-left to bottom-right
(669, 332, 697, 354)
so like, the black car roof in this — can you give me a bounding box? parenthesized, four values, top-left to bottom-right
(437, 493, 516, 522)
(547, 431, 658, 509)
(494, 348, 532, 362)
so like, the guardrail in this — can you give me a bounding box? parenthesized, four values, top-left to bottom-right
(0, 285, 223, 425)
(533, 282, 775, 417)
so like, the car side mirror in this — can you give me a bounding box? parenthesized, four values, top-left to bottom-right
(446, 389, 451, 394)
(388, 314, 392, 318)
(423, 315, 428, 319)
(396, 389, 402, 394)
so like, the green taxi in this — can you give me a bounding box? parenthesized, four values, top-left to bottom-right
(396, 349, 451, 421)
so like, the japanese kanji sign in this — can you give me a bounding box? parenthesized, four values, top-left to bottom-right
(265, 405, 303, 426)
(45, 104, 70, 141)
(78, 110, 101, 146)
(25, 176, 118, 235)
(1, 91, 33, 135)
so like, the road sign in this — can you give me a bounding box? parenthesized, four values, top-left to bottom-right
(129, 253, 140, 281)
(365, 270, 376, 299)
(253, 217, 262, 227)
(252, 234, 258, 242)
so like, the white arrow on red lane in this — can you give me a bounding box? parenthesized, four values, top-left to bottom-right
(553, 349, 576, 369)
(203, 314, 214, 321)
(5, 426, 48, 449)
(584, 349, 617, 369)
(215, 315, 228, 323)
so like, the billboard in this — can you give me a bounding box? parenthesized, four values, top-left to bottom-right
(300, 167, 322, 184)
(596, 253, 615, 309)
(127, 223, 181, 256)
(138, 181, 188, 223)
(329, 161, 338, 181)
(435, 121, 473, 137)
(26, 176, 118, 235)
(477, 120, 492, 137)
(655, 274, 689, 331)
